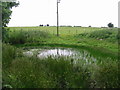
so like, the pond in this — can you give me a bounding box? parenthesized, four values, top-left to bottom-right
(23, 47, 101, 64)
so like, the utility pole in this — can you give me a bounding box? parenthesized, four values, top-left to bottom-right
(57, 0, 61, 36)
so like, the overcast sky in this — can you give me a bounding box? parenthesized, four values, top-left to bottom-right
(8, 0, 119, 27)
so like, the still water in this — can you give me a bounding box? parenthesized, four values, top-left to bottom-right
(23, 47, 98, 64)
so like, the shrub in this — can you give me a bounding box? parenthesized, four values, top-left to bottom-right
(7, 29, 50, 44)
(89, 30, 113, 39)
(93, 60, 119, 88)
(2, 43, 22, 68)
(8, 30, 26, 44)
(77, 29, 118, 42)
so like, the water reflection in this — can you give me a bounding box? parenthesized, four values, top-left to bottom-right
(23, 47, 97, 64)
(37, 48, 76, 58)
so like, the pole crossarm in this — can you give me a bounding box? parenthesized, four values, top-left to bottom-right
(57, 0, 61, 3)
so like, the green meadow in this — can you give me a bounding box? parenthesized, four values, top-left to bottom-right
(6, 27, 118, 52)
(2, 26, 119, 88)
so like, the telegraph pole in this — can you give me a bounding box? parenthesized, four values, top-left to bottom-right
(57, 0, 61, 36)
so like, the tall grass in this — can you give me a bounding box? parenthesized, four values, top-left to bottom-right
(6, 29, 50, 44)
(2, 43, 22, 68)
(2, 44, 119, 88)
(77, 29, 118, 43)
(2, 27, 119, 88)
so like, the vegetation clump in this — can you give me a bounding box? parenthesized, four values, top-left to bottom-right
(2, 44, 119, 88)
(77, 29, 118, 43)
(6, 29, 50, 44)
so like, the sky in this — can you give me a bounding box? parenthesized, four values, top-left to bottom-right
(8, 0, 119, 27)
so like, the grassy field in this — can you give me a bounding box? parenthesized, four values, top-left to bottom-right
(8, 27, 104, 35)
(2, 26, 119, 88)
(6, 26, 118, 52)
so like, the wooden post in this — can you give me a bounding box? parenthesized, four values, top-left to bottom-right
(57, 1, 59, 36)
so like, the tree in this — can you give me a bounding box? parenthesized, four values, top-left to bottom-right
(1, 1, 19, 27)
(108, 23, 114, 28)
(0, 1, 19, 42)
(39, 24, 43, 26)
(47, 24, 49, 26)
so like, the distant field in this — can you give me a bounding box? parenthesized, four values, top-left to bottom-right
(8, 26, 113, 36)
